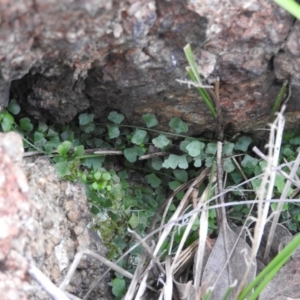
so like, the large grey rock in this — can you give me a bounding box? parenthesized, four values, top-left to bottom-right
(1, 0, 299, 134)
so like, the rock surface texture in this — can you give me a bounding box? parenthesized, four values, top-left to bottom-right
(1, 0, 300, 134)
(0, 132, 112, 300)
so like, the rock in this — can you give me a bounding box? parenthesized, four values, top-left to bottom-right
(1, 0, 300, 134)
(0, 132, 113, 300)
(0, 132, 30, 299)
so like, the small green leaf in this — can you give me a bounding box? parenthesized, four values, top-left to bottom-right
(81, 123, 95, 133)
(251, 178, 262, 191)
(290, 136, 300, 145)
(108, 111, 124, 124)
(44, 144, 54, 154)
(128, 214, 139, 229)
(118, 170, 128, 179)
(234, 136, 252, 152)
(180, 139, 191, 153)
(111, 278, 126, 299)
(288, 223, 297, 231)
(230, 171, 243, 184)
(151, 157, 163, 170)
(283, 147, 294, 158)
(107, 125, 120, 139)
(162, 154, 179, 169)
(271, 202, 288, 212)
(7, 99, 20, 115)
(259, 160, 267, 171)
(1, 112, 14, 132)
(57, 141, 72, 157)
(274, 174, 287, 194)
(60, 128, 72, 141)
(131, 129, 147, 145)
(241, 154, 259, 169)
(142, 113, 158, 128)
(82, 157, 104, 169)
(169, 180, 181, 191)
(92, 182, 98, 190)
(94, 171, 101, 180)
(55, 161, 70, 177)
(38, 121, 48, 133)
(46, 128, 58, 137)
(97, 180, 107, 190)
(81, 173, 87, 182)
(124, 146, 140, 162)
(44, 136, 60, 153)
(173, 169, 188, 182)
(162, 154, 189, 169)
(169, 117, 188, 133)
(102, 172, 112, 181)
(186, 140, 205, 157)
(86, 138, 104, 148)
(19, 117, 33, 131)
(145, 173, 162, 188)
(193, 155, 202, 167)
(205, 156, 215, 167)
(74, 145, 84, 157)
(223, 142, 235, 156)
(223, 158, 235, 173)
(206, 142, 217, 155)
(34, 131, 47, 146)
(79, 113, 94, 125)
(152, 134, 171, 149)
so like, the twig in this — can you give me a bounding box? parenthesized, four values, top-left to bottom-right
(176, 79, 213, 89)
(60, 249, 133, 292)
(128, 228, 165, 275)
(28, 264, 70, 300)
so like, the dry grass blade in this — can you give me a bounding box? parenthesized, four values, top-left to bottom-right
(194, 165, 216, 289)
(173, 280, 196, 300)
(201, 142, 256, 300)
(194, 199, 209, 289)
(28, 264, 70, 300)
(124, 248, 149, 300)
(171, 183, 207, 272)
(59, 249, 132, 294)
(124, 229, 163, 300)
(174, 240, 198, 278)
(129, 228, 165, 275)
(236, 106, 286, 297)
(164, 256, 173, 300)
(263, 150, 300, 262)
(132, 169, 209, 299)
(158, 180, 196, 239)
(154, 169, 210, 258)
(252, 109, 285, 255)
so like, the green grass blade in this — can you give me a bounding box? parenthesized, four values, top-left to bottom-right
(186, 67, 217, 118)
(222, 286, 234, 300)
(203, 290, 212, 300)
(184, 44, 202, 83)
(271, 80, 288, 115)
(186, 67, 212, 105)
(184, 44, 217, 119)
(274, 0, 300, 20)
(238, 233, 300, 299)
